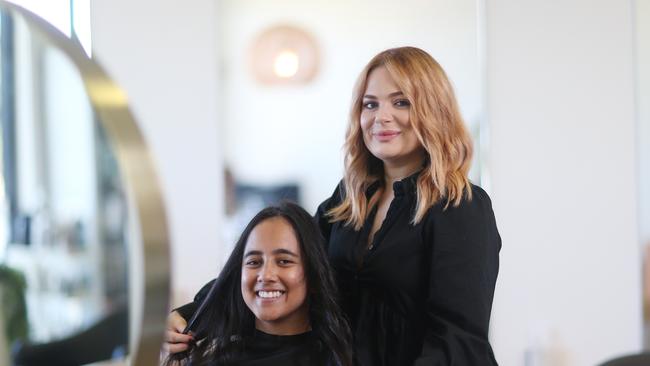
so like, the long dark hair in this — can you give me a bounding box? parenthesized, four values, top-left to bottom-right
(167, 201, 353, 366)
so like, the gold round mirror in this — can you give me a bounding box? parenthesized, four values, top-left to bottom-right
(0, 1, 170, 365)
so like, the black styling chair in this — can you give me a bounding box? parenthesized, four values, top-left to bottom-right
(598, 353, 650, 366)
(11, 306, 128, 366)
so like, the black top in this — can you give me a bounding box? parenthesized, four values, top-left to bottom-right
(213, 330, 331, 366)
(179, 173, 501, 366)
(316, 174, 500, 365)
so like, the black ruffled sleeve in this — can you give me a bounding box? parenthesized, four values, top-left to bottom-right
(415, 185, 501, 365)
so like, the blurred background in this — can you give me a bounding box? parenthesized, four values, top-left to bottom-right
(0, 0, 648, 365)
(0, 1, 131, 365)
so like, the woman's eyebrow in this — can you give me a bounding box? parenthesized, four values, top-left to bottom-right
(244, 250, 262, 258)
(272, 248, 299, 257)
(243, 248, 299, 258)
(363, 91, 404, 99)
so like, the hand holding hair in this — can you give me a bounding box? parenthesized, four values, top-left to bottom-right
(163, 311, 193, 354)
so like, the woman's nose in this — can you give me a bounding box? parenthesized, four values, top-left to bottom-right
(257, 262, 277, 282)
(375, 104, 393, 123)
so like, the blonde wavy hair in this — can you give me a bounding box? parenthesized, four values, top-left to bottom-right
(328, 47, 473, 229)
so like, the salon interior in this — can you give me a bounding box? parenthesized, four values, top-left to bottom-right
(0, 0, 648, 365)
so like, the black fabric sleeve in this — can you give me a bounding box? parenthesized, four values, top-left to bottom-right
(173, 278, 216, 321)
(414, 186, 501, 365)
(314, 181, 344, 246)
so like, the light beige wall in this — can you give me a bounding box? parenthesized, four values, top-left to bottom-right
(486, 0, 641, 365)
(637, 0, 650, 251)
(90, 0, 225, 306)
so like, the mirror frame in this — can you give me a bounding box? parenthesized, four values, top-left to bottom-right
(0, 1, 170, 364)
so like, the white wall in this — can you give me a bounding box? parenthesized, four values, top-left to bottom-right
(219, 0, 481, 212)
(636, 0, 650, 348)
(486, 1, 641, 365)
(637, 0, 650, 251)
(90, 0, 224, 305)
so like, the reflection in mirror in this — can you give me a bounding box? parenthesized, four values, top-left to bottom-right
(217, 0, 486, 244)
(0, 5, 129, 365)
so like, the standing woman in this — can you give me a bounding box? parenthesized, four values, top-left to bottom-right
(316, 46, 500, 365)
(166, 47, 500, 365)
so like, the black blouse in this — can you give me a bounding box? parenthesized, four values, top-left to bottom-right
(179, 173, 500, 366)
(316, 174, 500, 365)
(214, 330, 331, 366)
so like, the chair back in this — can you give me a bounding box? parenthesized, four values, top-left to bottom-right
(599, 353, 650, 366)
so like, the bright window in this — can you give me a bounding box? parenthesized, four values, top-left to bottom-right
(6, 0, 91, 55)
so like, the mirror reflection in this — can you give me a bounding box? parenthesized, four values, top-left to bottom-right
(0, 6, 129, 365)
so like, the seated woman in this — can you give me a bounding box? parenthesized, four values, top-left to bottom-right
(164, 202, 354, 366)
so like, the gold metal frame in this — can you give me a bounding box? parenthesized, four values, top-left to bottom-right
(0, 1, 170, 364)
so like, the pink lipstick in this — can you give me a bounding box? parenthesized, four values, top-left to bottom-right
(374, 130, 400, 142)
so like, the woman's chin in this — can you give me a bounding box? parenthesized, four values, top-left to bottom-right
(368, 149, 400, 162)
(254, 309, 282, 323)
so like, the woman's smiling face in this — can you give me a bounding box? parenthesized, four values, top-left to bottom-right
(241, 216, 310, 335)
(360, 66, 424, 166)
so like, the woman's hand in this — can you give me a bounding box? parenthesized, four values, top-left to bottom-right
(163, 311, 193, 354)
